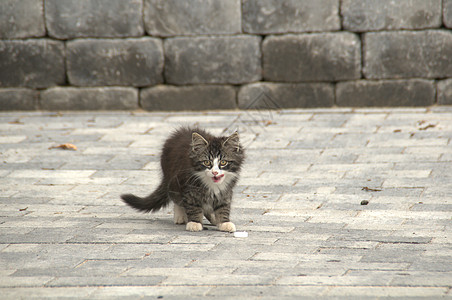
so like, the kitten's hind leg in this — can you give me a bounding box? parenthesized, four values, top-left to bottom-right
(173, 204, 188, 224)
(204, 212, 217, 226)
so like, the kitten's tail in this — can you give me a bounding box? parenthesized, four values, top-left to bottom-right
(121, 183, 170, 213)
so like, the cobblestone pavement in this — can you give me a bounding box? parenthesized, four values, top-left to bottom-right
(1, 108, 451, 299)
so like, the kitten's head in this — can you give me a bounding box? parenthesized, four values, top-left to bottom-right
(190, 131, 244, 193)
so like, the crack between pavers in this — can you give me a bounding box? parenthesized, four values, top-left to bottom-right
(74, 259, 88, 269)
(247, 252, 260, 261)
(274, 193, 284, 202)
(419, 187, 427, 199)
(438, 152, 445, 162)
(256, 170, 265, 178)
(371, 240, 432, 245)
(184, 259, 197, 268)
(6, 283, 450, 289)
(374, 124, 382, 134)
(0, 241, 184, 246)
(43, 277, 58, 288)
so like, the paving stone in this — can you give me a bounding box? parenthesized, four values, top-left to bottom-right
(90, 286, 210, 299)
(208, 285, 328, 298)
(47, 275, 165, 287)
(0, 0, 45, 38)
(242, 0, 340, 34)
(66, 38, 163, 87)
(263, 33, 361, 82)
(391, 271, 452, 287)
(144, 0, 240, 36)
(364, 30, 452, 79)
(326, 286, 448, 298)
(0, 276, 63, 288)
(164, 36, 261, 84)
(7, 170, 95, 179)
(45, 0, 144, 39)
(1, 287, 98, 299)
(0, 40, 65, 88)
(29, 152, 112, 169)
(341, 0, 442, 32)
(0, 162, 64, 171)
(163, 274, 275, 286)
(409, 257, 452, 272)
(277, 274, 392, 286)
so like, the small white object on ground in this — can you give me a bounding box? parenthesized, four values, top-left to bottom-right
(233, 231, 248, 238)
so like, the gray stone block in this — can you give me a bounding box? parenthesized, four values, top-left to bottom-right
(437, 79, 452, 105)
(47, 276, 166, 287)
(40, 87, 139, 110)
(238, 82, 334, 109)
(164, 36, 261, 85)
(144, 0, 241, 36)
(445, 0, 452, 28)
(140, 85, 236, 111)
(45, 0, 144, 39)
(263, 33, 361, 82)
(364, 30, 452, 79)
(0, 0, 45, 38)
(0, 39, 65, 88)
(0, 88, 39, 110)
(336, 80, 436, 107)
(242, 0, 340, 34)
(341, 0, 442, 32)
(66, 38, 163, 87)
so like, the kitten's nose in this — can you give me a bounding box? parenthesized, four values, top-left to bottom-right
(212, 170, 218, 176)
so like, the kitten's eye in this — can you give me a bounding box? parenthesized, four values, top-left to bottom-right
(203, 160, 212, 167)
(220, 160, 228, 166)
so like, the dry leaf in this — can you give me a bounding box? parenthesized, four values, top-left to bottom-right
(419, 124, 436, 131)
(49, 143, 77, 151)
(362, 187, 382, 192)
(417, 120, 427, 126)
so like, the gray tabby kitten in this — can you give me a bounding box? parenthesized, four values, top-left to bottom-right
(121, 127, 244, 232)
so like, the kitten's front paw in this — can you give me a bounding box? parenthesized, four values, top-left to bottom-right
(186, 222, 203, 232)
(218, 222, 236, 232)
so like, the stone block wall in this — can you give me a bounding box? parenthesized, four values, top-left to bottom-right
(1, 0, 452, 110)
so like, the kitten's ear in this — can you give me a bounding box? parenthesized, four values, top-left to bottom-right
(192, 132, 209, 151)
(223, 131, 240, 152)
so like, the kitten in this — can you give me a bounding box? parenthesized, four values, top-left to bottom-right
(121, 127, 244, 232)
